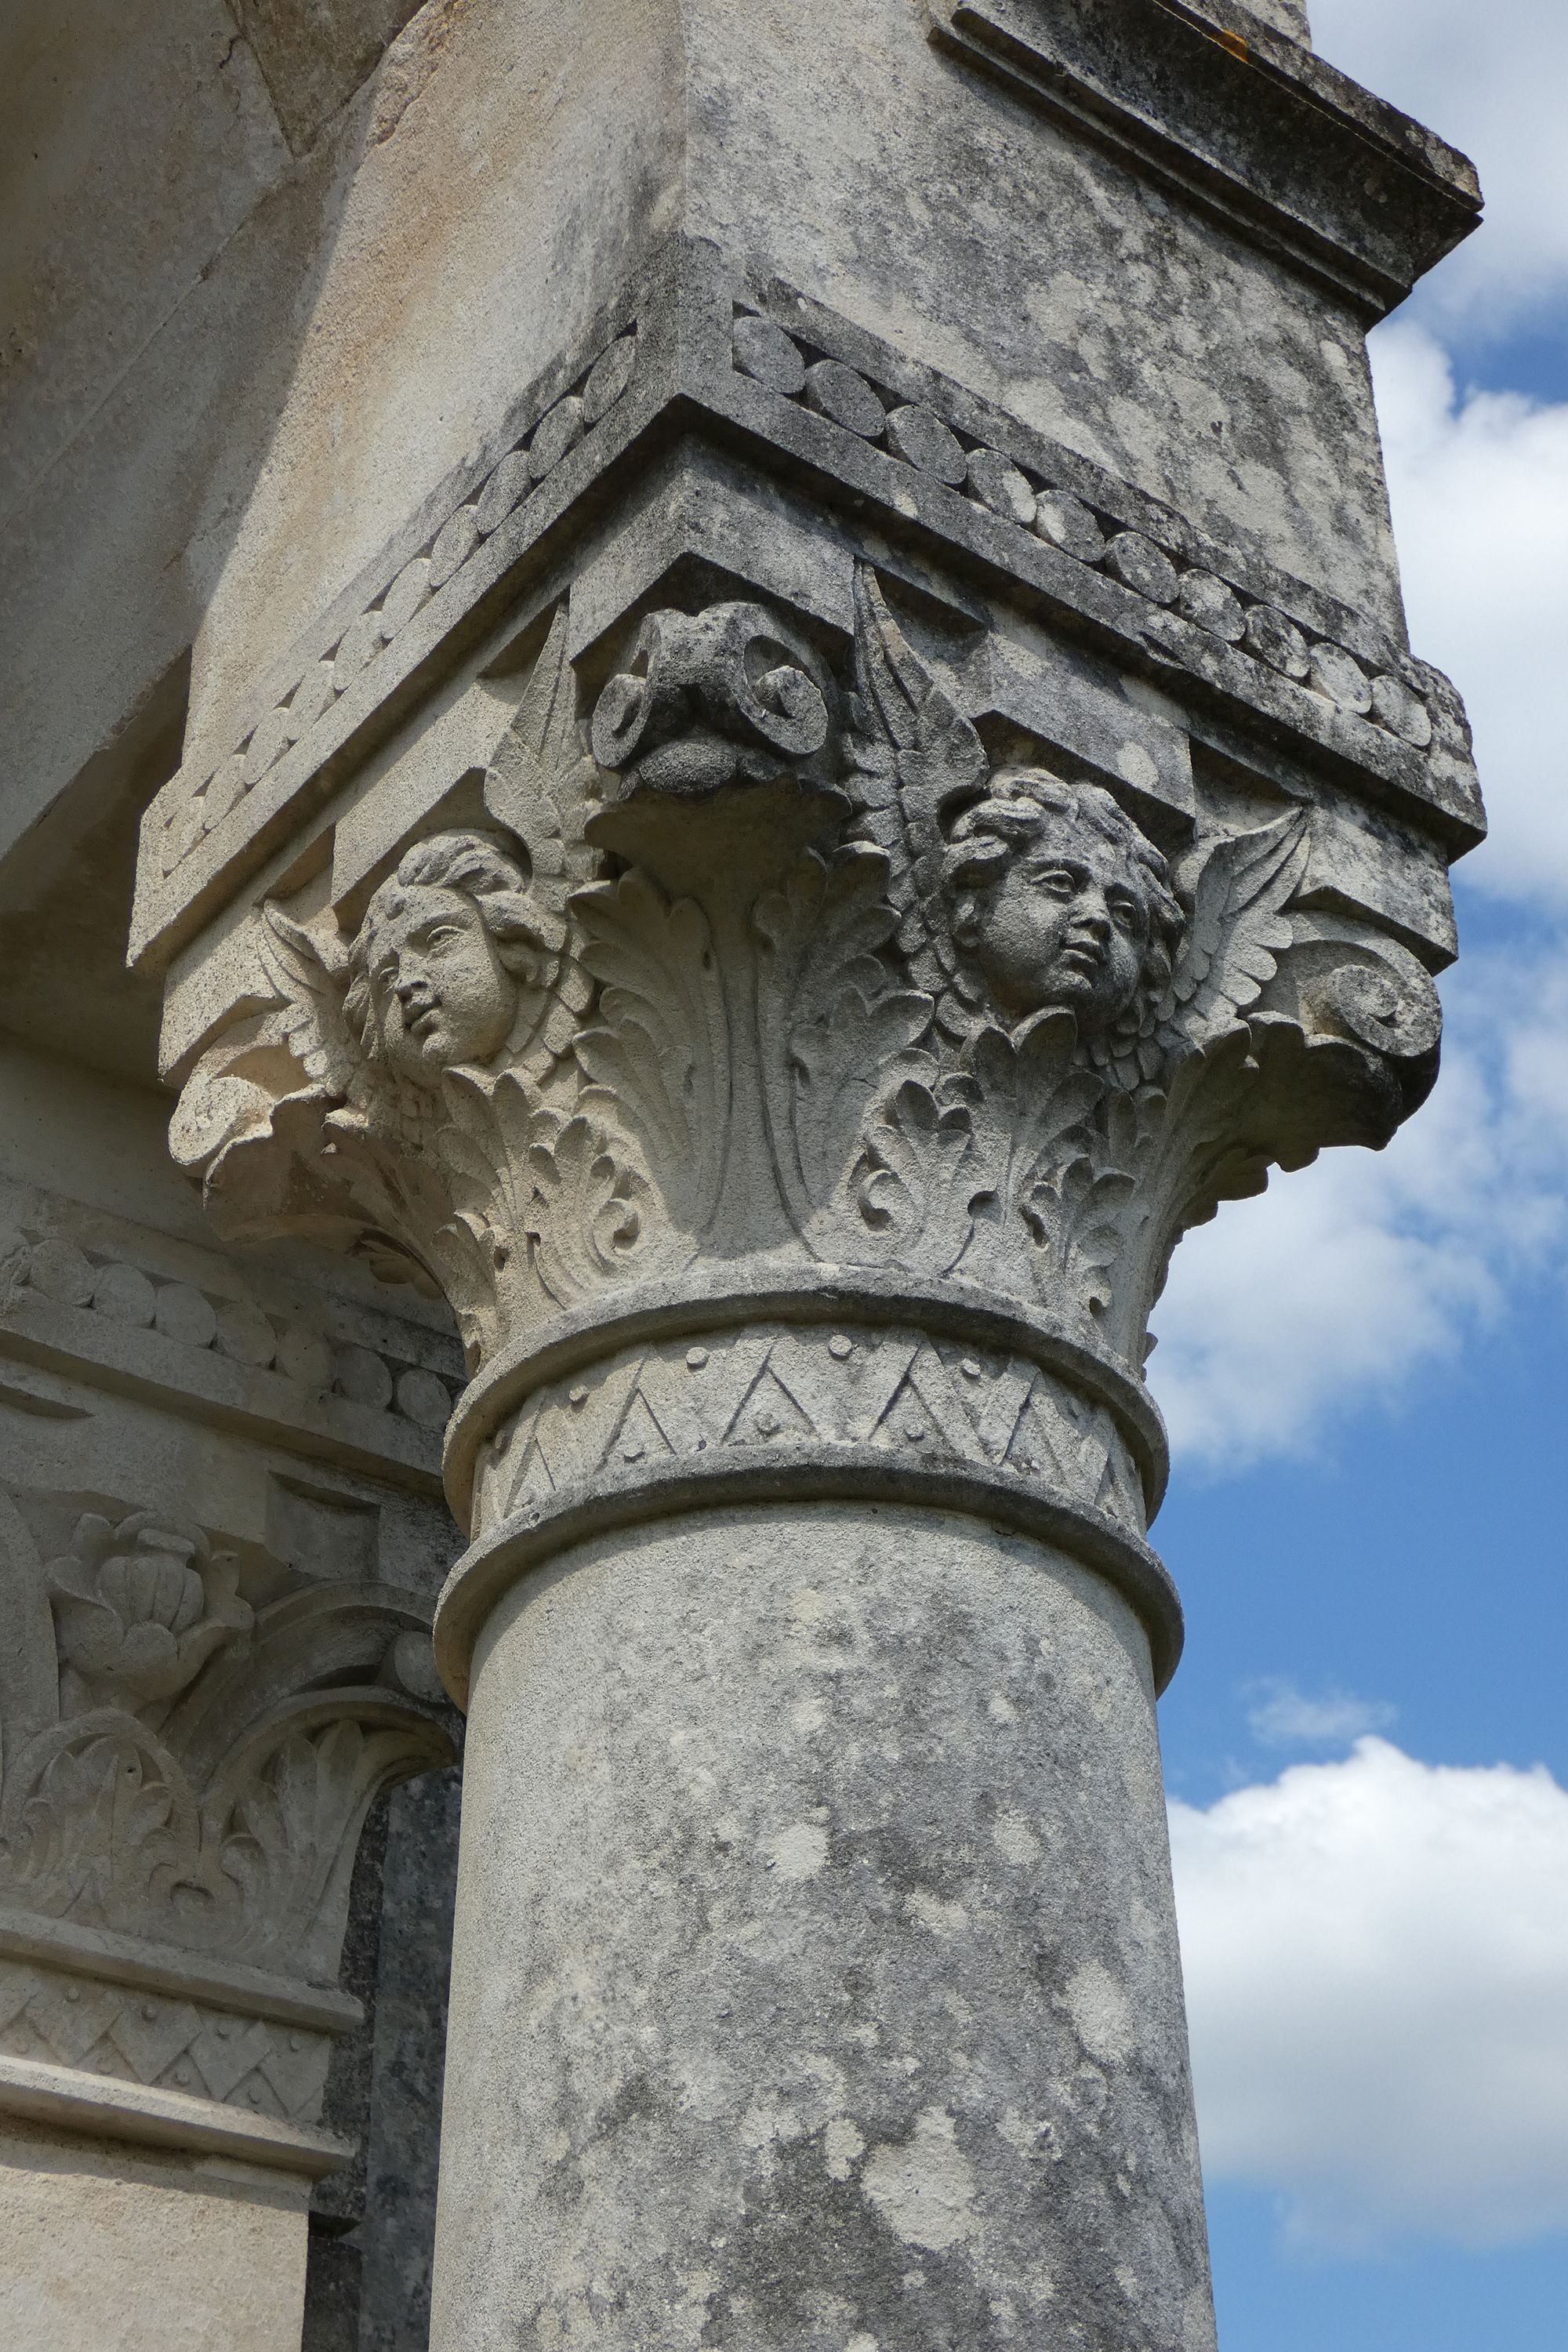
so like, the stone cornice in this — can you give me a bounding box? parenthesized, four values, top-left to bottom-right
(132, 242, 1482, 982)
(0, 1276, 448, 1492)
(0, 1909, 361, 2033)
(927, 0, 1481, 314)
(0, 2047, 350, 2178)
(0, 1184, 462, 1486)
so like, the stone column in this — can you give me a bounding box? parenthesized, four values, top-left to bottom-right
(122, 8, 1483, 2348)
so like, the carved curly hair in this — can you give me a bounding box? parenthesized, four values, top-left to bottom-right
(941, 768, 1184, 1044)
(343, 829, 550, 1058)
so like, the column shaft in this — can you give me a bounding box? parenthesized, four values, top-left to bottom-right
(434, 1505, 1209, 2350)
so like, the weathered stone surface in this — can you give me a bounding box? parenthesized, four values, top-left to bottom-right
(127, 239, 1482, 984)
(4, 2, 1486, 2345)
(0, 2115, 310, 2352)
(356, 1770, 462, 2349)
(437, 1508, 1210, 2352)
(299, 1769, 461, 2352)
(230, 0, 430, 155)
(143, 548, 1458, 2352)
(5, 0, 1479, 870)
(0, 1010, 462, 2343)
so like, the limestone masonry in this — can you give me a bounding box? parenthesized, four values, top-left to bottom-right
(1, 4, 1482, 2347)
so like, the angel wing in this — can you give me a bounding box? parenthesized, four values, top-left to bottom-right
(168, 903, 375, 1191)
(483, 601, 598, 1073)
(255, 903, 358, 1097)
(1157, 807, 1310, 1056)
(258, 903, 451, 1156)
(847, 566, 988, 1024)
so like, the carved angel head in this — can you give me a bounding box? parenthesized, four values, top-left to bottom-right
(344, 829, 553, 1079)
(942, 770, 1182, 1042)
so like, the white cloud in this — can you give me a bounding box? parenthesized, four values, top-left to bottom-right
(1171, 1739, 1568, 2250)
(1309, 0, 1568, 336)
(1244, 1680, 1396, 1748)
(1374, 322, 1568, 902)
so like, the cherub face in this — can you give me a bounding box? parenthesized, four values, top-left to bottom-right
(966, 813, 1152, 1033)
(361, 885, 516, 1074)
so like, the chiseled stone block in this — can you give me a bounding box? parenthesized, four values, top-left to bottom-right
(0, 2117, 310, 2352)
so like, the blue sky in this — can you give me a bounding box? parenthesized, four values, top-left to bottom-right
(1143, 5, 1568, 2343)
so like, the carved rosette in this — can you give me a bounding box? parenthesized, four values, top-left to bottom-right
(170, 575, 1443, 1694)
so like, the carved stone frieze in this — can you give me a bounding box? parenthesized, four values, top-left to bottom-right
(130, 247, 1482, 978)
(0, 1953, 333, 2128)
(474, 1319, 1149, 1544)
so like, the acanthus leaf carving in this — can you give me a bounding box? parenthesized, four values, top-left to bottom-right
(842, 1064, 996, 1275)
(168, 569, 1445, 1398)
(751, 842, 934, 1243)
(572, 867, 731, 1245)
(526, 1102, 681, 1305)
(0, 1497, 453, 1984)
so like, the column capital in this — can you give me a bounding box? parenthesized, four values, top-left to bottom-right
(165, 552, 1444, 1697)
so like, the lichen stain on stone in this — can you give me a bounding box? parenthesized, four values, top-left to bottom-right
(739, 2090, 795, 2161)
(786, 1582, 864, 1675)
(861, 2107, 980, 2253)
(905, 1887, 969, 1937)
(1116, 739, 1161, 792)
(1185, 2278, 1222, 2352)
(802, 2053, 849, 2105)
(996, 2107, 1060, 2164)
(990, 1810, 1042, 1864)
(823, 2115, 866, 2182)
(765, 1820, 829, 1881)
(1063, 1960, 1136, 2067)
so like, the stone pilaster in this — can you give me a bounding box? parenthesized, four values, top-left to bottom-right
(0, 1125, 459, 2347)
(122, 13, 1483, 2349)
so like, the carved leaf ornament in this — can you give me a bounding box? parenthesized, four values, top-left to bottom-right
(172, 573, 1442, 1378)
(0, 1494, 450, 1977)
